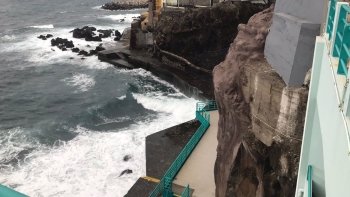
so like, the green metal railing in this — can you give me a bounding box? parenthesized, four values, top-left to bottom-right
(307, 165, 312, 197)
(0, 185, 28, 197)
(335, 4, 350, 76)
(327, 0, 338, 40)
(149, 100, 217, 197)
(180, 185, 190, 197)
(328, 2, 350, 76)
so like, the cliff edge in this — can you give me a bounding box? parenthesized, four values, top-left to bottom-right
(213, 5, 309, 197)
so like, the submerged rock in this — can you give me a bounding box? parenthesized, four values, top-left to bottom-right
(72, 47, 80, 53)
(123, 155, 132, 161)
(119, 169, 133, 177)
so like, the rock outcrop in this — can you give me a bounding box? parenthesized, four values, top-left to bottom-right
(213, 5, 308, 197)
(101, 1, 148, 11)
(153, 2, 266, 70)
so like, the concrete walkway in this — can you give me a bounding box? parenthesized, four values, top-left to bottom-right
(173, 110, 219, 197)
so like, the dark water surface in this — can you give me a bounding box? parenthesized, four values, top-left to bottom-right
(0, 0, 197, 196)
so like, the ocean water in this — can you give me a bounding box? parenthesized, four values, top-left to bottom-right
(0, 0, 198, 196)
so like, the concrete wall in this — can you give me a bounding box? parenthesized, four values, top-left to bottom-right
(275, 0, 328, 23)
(264, 13, 320, 86)
(264, 0, 327, 86)
(295, 37, 350, 197)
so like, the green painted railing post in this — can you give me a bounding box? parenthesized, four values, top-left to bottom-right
(307, 165, 312, 197)
(163, 177, 173, 197)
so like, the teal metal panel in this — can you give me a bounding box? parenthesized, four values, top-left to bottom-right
(180, 185, 190, 197)
(0, 185, 28, 197)
(327, 0, 338, 40)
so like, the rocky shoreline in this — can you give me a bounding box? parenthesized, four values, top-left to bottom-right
(101, 1, 148, 11)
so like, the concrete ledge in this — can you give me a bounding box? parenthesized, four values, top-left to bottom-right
(264, 12, 320, 86)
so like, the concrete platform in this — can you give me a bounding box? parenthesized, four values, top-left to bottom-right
(173, 110, 219, 197)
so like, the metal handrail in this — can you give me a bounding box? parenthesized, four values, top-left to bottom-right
(327, 0, 338, 40)
(148, 100, 217, 197)
(180, 185, 190, 197)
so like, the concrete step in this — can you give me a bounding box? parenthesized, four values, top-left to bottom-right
(111, 59, 135, 69)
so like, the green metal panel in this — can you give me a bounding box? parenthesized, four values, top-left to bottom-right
(333, 4, 350, 59)
(180, 185, 190, 197)
(327, 0, 338, 40)
(0, 185, 28, 197)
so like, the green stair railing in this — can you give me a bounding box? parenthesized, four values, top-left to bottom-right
(180, 185, 190, 197)
(327, 1, 350, 76)
(327, 0, 338, 40)
(335, 4, 350, 76)
(0, 185, 28, 197)
(149, 100, 217, 197)
(307, 165, 312, 197)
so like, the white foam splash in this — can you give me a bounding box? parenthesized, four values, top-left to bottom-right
(30, 24, 54, 29)
(117, 95, 126, 100)
(99, 14, 140, 23)
(0, 95, 198, 197)
(1, 35, 16, 41)
(62, 73, 95, 92)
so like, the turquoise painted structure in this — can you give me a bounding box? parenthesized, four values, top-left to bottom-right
(296, 1, 350, 196)
(149, 100, 217, 197)
(0, 185, 28, 197)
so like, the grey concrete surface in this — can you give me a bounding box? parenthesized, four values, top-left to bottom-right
(275, 0, 328, 23)
(264, 13, 320, 86)
(173, 110, 219, 197)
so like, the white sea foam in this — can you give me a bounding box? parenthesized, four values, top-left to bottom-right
(1, 35, 16, 41)
(117, 95, 127, 100)
(30, 24, 54, 29)
(0, 89, 198, 197)
(62, 73, 95, 92)
(100, 14, 140, 23)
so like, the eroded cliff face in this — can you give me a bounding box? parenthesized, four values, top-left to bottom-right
(213, 5, 309, 197)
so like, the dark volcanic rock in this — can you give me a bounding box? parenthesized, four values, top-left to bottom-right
(95, 46, 105, 52)
(78, 50, 89, 56)
(101, 1, 148, 11)
(37, 35, 46, 40)
(72, 48, 80, 53)
(85, 34, 102, 42)
(97, 29, 113, 38)
(65, 41, 74, 48)
(123, 155, 132, 162)
(72, 26, 96, 39)
(119, 169, 133, 177)
(46, 34, 53, 38)
(61, 47, 67, 51)
(154, 2, 266, 70)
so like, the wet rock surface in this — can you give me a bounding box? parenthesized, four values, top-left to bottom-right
(146, 119, 200, 179)
(213, 5, 308, 197)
